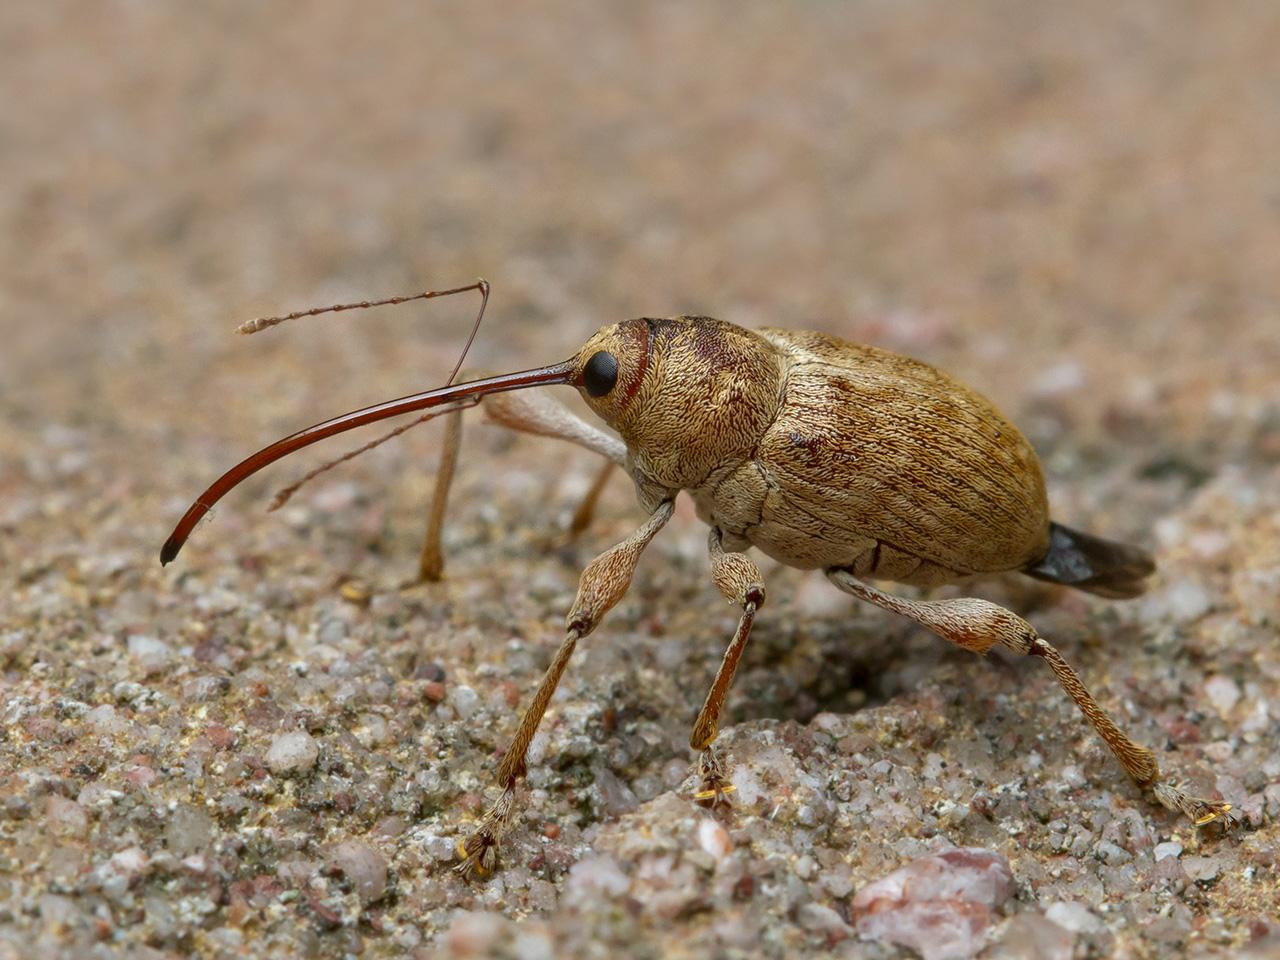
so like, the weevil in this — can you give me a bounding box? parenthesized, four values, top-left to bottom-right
(161, 281, 1231, 878)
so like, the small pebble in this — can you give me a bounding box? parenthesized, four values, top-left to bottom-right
(988, 913, 1075, 960)
(1044, 901, 1106, 935)
(1204, 675, 1241, 716)
(85, 704, 126, 735)
(797, 902, 851, 938)
(166, 805, 214, 856)
(446, 911, 507, 955)
(127, 634, 173, 673)
(1145, 580, 1213, 624)
(1182, 856, 1221, 883)
(697, 819, 732, 861)
(852, 847, 1014, 960)
(512, 929, 555, 960)
(46, 795, 88, 836)
(449, 685, 481, 719)
(566, 856, 631, 900)
(1154, 842, 1183, 862)
(327, 840, 388, 904)
(265, 730, 319, 776)
(1094, 841, 1131, 865)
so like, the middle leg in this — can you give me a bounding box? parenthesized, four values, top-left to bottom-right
(688, 529, 766, 808)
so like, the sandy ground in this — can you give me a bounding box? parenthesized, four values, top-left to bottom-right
(2, 2, 1280, 957)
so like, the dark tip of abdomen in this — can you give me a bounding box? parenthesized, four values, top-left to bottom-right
(1024, 521, 1155, 599)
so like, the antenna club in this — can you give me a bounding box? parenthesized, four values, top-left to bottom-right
(237, 314, 288, 335)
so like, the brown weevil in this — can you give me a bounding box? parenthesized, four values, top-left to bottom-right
(161, 281, 1231, 878)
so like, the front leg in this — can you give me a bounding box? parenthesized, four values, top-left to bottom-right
(418, 406, 463, 582)
(689, 529, 766, 808)
(419, 385, 627, 582)
(454, 499, 674, 879)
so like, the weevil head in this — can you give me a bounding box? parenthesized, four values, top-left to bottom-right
(570, 317, 785, 489)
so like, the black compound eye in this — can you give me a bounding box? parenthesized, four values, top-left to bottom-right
(583, 350, 619, 398)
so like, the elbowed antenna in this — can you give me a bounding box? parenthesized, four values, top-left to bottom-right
(159, 361, 577, 565)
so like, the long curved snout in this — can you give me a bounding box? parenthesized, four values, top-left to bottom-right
(160, 361, 576, 565)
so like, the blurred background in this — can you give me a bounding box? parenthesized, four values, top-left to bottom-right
(3, 2, 1279, 956)
(4, 0, 1277, 528)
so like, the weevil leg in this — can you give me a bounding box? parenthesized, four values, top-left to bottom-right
(418, 406, 463, 582)
(454, 499, 674, 880)
(688, 529, 766, 809)
(567, 458, 616, 542)
(418, 386, 627, 582)
(482, 388, 624, 541)
(825, 569, 1232, 828)
(479, 384, 627, 465)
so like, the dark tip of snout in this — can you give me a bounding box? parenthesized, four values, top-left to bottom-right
(159, 537, 180, 566)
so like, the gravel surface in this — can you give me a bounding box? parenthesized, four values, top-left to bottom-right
(3, 2, 1279, 957)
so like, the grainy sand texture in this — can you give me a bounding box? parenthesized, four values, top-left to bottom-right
(3, 2, 1279, 958)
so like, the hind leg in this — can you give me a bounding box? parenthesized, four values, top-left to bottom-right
(825, 569, 1231, 826)
(418, 388, 626, 582)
